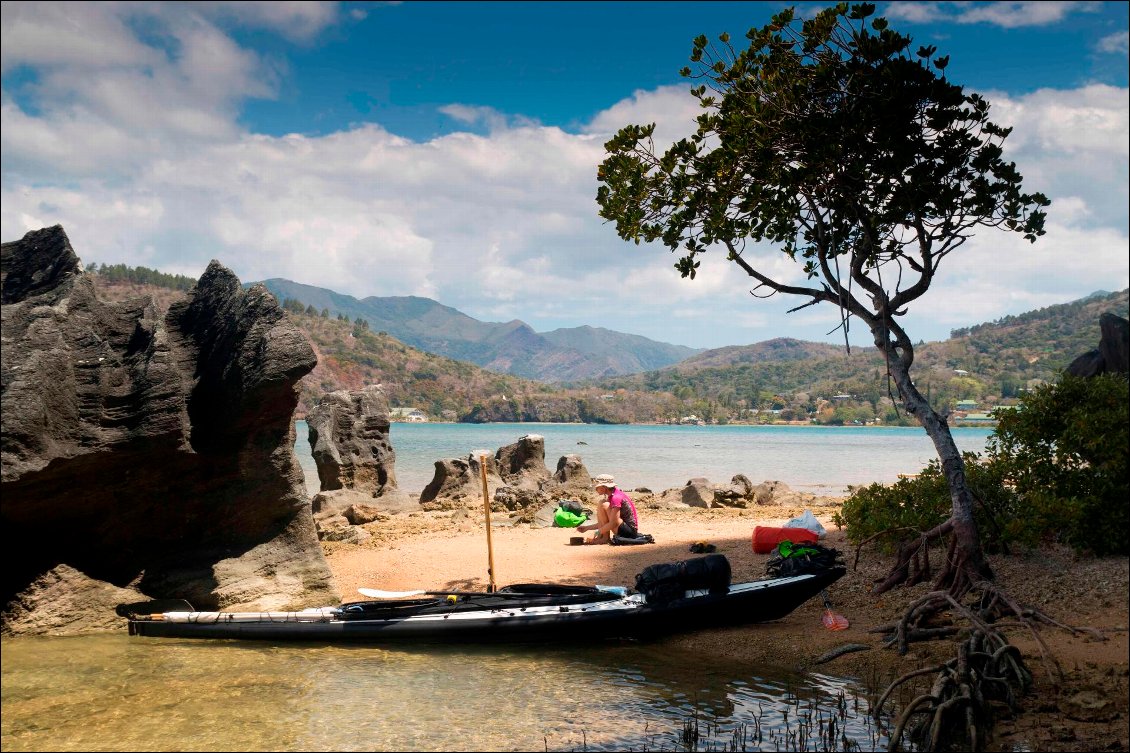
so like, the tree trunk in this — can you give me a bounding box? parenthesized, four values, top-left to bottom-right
(875, 337, 994, 595)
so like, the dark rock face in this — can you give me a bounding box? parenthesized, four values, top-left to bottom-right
(1, 225, 337, 620)
(1066, 313, 1130, 377)
(307, 386, 397, 493)
(494, 434, 550, 490)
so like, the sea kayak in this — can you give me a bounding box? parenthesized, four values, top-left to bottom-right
(123, 563, 845, 643)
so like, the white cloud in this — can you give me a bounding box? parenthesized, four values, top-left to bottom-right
(884, 1, 1100, 28)
(583, 85, 703, 150)
(0, 2, 160, 72)
(1, 2, 1126, 350)
(1098, 30, 1130, 56)
(194, 1, 342, 43)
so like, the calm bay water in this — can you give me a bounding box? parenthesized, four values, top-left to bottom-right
(6, 422, 971, 751)
(295, 420, 992, 498)
(1, 634, 889, 751)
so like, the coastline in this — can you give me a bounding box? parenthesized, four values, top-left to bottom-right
(322, 500, 1129, 752)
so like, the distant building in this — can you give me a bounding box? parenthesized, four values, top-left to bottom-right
(955, 399, 978, 411)
(391, 407, 428, 422)
(954, 369, 969, 376)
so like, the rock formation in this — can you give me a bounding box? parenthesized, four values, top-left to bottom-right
(307, 386, 397, 494)
(494, 434, 551, 490)
(1066, 312, 1130, 377)
(1, 225, 337, 631)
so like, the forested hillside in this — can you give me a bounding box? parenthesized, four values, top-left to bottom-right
(88, 265, 1126, 425)
(594, 290, 1128, 423)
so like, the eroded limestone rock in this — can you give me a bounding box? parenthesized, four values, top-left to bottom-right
(1, 225, 337, 632)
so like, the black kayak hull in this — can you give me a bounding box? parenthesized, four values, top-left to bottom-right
(127, 568, 845, 643)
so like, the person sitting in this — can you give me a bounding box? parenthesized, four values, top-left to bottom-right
(577, 474, 639, 545)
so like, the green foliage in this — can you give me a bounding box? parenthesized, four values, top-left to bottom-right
(597, 3, 1047, 287)
(92, 262, 196, 291)
(281, 297, 306, 314)
(985, 374, 1129, 554)
(836, 374, 1130, 555)
(833, 453, 1018, 551)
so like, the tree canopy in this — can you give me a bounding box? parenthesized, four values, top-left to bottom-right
(597, 2, 1048, 349)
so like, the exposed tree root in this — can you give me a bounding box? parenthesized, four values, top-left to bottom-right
(858, 525, 1113, 751)
(874, 629, 1032, 752)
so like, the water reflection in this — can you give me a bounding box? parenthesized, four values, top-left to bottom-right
(2, 635, 888, 751)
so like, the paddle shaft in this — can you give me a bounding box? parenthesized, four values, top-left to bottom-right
(358, 587, 541, 599)
(480, 453, 497, 593)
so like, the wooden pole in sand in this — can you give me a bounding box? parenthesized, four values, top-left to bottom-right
(479, 453, 497, 593)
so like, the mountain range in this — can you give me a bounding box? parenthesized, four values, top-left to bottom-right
(254, 279, 700, 382)
(89, 263, 1127, 423)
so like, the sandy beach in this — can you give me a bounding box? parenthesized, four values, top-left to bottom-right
(322, 495, 1129, 752)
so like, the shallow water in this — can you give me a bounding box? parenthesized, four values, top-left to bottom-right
(296, 421, 991, 498)
(1, 634, 889, 751)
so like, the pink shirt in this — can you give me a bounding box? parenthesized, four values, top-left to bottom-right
(608, 488, 638, 529)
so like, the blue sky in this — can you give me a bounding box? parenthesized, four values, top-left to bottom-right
(2, 1, 1128, 350)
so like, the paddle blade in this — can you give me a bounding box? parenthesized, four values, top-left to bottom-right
(823, 609, 850, 631)
(359, 587, 426, 599)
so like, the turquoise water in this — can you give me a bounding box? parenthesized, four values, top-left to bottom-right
(296, 421, 992, 497)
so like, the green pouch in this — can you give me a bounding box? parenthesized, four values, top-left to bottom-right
(553, 507, 587, 528)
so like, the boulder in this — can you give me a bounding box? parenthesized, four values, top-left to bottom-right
(307, 386, 397, 494)
(494, 434, 550, 490)
(1, 225, 337, 631)
(315, 514, 372, 544)
(1066, 313, 1129, 377)
(312, 488, 418, 518)
(713, 474, 755, 508)
(419, 451, 502, 507)
(752, 480, 790, 505)
(0, 564, 148, 637)
(681, 477, 715, 508)
(493, 485, 550, 513)
(551, 453, 592, 492)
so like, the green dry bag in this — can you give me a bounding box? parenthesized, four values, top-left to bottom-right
(553, 507, 587, 528)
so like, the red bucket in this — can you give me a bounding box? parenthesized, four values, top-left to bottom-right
(752, 526, 819, 554)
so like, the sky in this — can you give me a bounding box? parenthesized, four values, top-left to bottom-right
(2, 1, 1127, 351)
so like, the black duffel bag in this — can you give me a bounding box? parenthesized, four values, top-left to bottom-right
(635, 553, 732, 605)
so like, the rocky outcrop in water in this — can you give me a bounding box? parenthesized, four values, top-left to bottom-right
(1, 226, 337, 632)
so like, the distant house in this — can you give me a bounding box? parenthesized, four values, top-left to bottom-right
(955, 399, 978, 411)
(959, 412, 996, 424)
(954, 369, 969, 376)
(390, 407, 428, 422)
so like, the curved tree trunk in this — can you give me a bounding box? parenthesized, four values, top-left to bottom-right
(871, 332, 994, 596)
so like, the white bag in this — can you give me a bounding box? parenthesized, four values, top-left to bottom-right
(784, 509, 826, 539)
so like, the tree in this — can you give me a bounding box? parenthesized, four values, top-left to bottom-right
(597, 3, 1048, 600)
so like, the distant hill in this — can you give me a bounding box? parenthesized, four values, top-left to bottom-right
(597, 289, 1130, 417)
(88, 263, 1126, 425)
(254, 278, 700, 382)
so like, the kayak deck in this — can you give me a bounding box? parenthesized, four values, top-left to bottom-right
(126, 568, 845, 643)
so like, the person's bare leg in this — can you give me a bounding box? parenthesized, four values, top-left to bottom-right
(583, 505, 610, 542)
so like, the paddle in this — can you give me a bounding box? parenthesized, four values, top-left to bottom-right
(479, 452, 497, 593)
(360, 587, 524, 599)
(821, 589, 850, 630)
